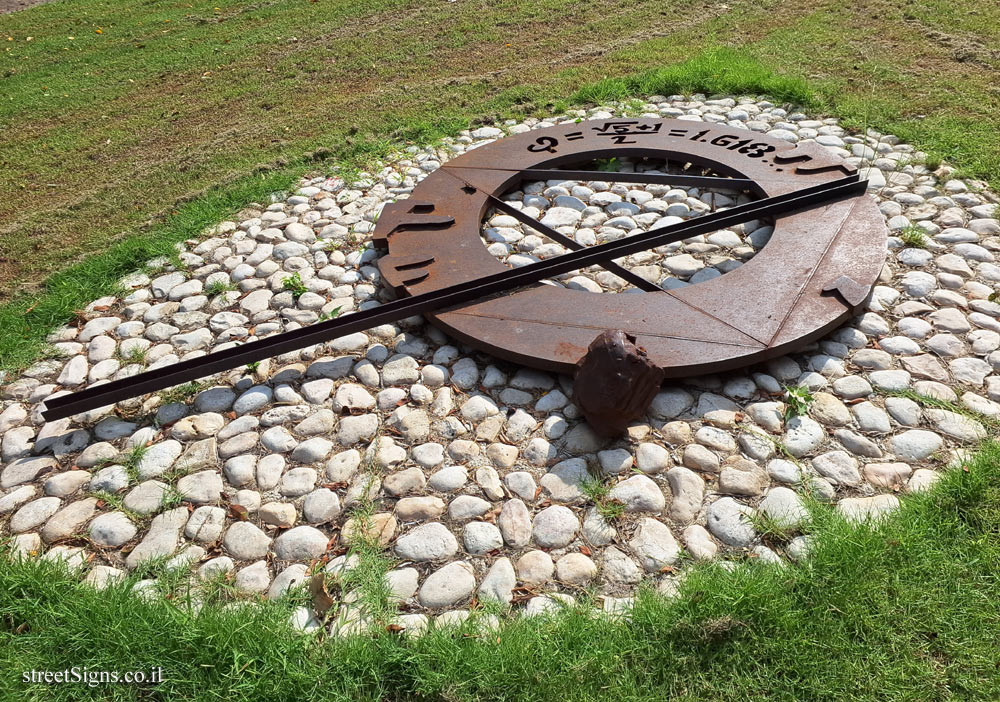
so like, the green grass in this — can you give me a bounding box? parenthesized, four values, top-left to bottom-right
(156, 381, 207, 407)
(1, 0, 999, 373)
(85, 490, 145, 527)
(580, 477, 626, 522)
(157, 485, 185, 511)
(333, 423, 397, 631)
(3, 441, 1000, 700)
(574, 47, 817, 106)
(203, 280, 236, 297)
(116, 345, 148, 367)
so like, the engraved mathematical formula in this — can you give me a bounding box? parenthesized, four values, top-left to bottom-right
(526, 120, 777, 159)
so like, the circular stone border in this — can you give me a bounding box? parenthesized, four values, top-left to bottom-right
(1, 93, 998, 633)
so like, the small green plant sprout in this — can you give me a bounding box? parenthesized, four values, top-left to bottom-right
(581, 478, 625, 522)
(898, 224, 929, 249)
(322, 239, 342, 251)
(159, 485, 185, 511)
(317, 306, 343, 323)
(783, 384, 814, 421)
(118, 344, 148, 366)
(93, 492, 145, 523)
(205, 279, 236, 296)
(158, 381, 206, 405)
(281, 271, 309, 299)
(245, 360, 261, 374)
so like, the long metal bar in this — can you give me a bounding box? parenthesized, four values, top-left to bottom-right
(445, 166, 757, 190)
(42, 174, 863, 421)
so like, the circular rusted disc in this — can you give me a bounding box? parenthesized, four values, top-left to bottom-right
(373, 118, 887, 376)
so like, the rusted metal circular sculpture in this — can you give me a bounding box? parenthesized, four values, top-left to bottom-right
(42, 118, 888, 425)
(374, 118, 888, 377)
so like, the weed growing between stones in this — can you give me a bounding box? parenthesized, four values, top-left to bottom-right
(317, 306, 343, 323)
(313, 424, 400, 636)
(580, 478, 626, 523)
(205, 280, 237, 297)
(898, 224, 930, 249)
(157, 382, 207, 407)
(782, 385, 815, 421)
(84, 490, 146, 527)
(117, 344, 149, 367)
(281, 272, 309, 300)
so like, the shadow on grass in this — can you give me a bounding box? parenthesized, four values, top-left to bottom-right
(3, 442, 1000, 701)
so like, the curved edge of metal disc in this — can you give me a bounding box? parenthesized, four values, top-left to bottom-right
(373, 119, 888, 376)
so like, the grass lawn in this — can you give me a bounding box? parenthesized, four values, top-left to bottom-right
(2, 442, 999, 701)
(1, 0, 1000, 371)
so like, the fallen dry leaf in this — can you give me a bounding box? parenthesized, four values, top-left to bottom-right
(228, 504, 249, 521)
(309, 572, 335, 616)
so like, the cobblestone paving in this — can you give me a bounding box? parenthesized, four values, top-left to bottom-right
(2, 95, 998, 632)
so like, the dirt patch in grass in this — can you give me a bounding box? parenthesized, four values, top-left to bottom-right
(0, 0, 52, 14)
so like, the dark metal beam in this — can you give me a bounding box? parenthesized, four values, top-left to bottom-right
(42, 175, 863, 422)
